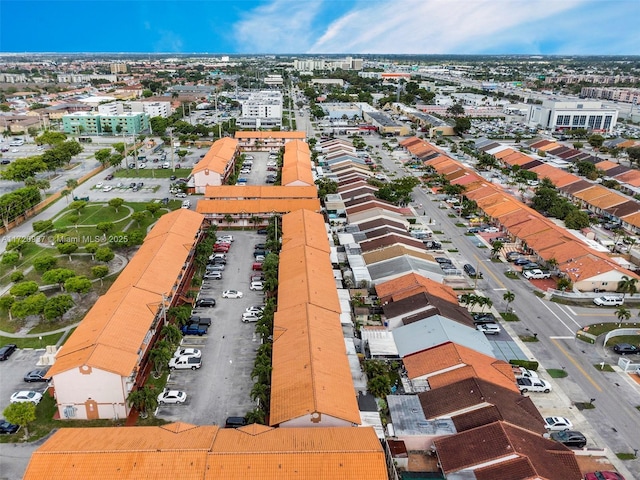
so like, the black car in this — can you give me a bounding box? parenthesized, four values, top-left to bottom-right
(189, 316, 212, 327)
(254, 243, 266, 250)
(0, 344, 17, 361)
(472, 313, 497, 324)
(24, 367, 51, 382)
(550, 430, 587, 448)
(224, 416, 247, 428)
(129, 182, 137, 189)
(514, 258, 532, 266)
(467, 227, 481, 234)
(257, 228, 268, 235)
(1, 159, 10, 165)
(434, 257, 453, 265)
(105, 174, 114, 180)
(196, 298, 216, 308)
(613, 343, 639, 355)
(0, 420, 20, 435)
(521, 262, 541, 270)
(463, 264, 482, 278)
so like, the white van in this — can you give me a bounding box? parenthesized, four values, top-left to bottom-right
(593, 295, 624, 306)
(181, 200, 191, 209)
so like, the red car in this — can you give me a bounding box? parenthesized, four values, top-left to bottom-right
(214, 245, 230, 253)
(252, 262, 263, 271)
(584, 472, 625, 480)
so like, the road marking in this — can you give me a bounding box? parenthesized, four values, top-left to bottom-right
(555, 304, 583, 329)
(550, 338, 602, 392)
(536, 298, 576, 334)
(473, 253, 506, 289)
(493, 288, 507, 291)
(566, 306, 577, 316)
(549, 336, 575, 339)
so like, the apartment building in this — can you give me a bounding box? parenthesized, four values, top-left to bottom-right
(237, 90, 282, 129)
(62, 111, 149, 135)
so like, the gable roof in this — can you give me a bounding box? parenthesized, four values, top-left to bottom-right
(375, 272, 459, 305)
(192, 137, 238, 175)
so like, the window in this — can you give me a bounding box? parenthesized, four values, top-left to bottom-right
(594, 116, 603, 130)
(603, 116, 612, 130)
(588, 116, 596, 128)
(578, 115, 587, 126)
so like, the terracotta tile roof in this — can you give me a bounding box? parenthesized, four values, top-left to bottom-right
(529, 139, 553, 149)
(494, 148, 517, 159)
(48, 210, 203, 377)
(502, 152, 534, 167)
(234, 130, 306, 139)
(589, 191, 628, 209)
(278, 244, 341, 314)
(593, 160, 619, 172)
(538, 142, 561, 152)
(451, 171, 484, 185)
(196, 198, 321, 214)
(614, 169, 640, 187)
(375, 273, 459, 305)
(573, 185, 612, 202)
(192, 137, 238, 175)
(434, 421, 582, 480)
(403, 343, 518, 392)
(281, 209, 329, 253)
(621, 211, 640, 228)
(419, 377, 544, 433)
(282, 140, 314, 186)
(508, 218, 554, 239)
(270, 303, 360, 426)
(24, 424, 387, 480)
(530, 164, 581, 187)
(204, 185, 318, 199)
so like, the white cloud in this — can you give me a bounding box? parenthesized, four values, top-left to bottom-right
(234, 0, 325, 53)
(310, 0, 586, 54)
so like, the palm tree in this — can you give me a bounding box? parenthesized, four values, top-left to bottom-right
(149, 342, 172, 377)
(161, 324, 182, 347)
(127, 386, 157, 419)
(491, 241, 504, 258)
(615, 306, 631, 324)
(503, 291, 515, 313)
(477, 296, 493, 312)
(66, 179, 78, 199)
(617, 275, 638, 300)
(223, 214, 234, 227)
(245, 407, 266, 425)
(250, 382, 270, 407)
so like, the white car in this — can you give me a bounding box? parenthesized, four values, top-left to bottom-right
(203, 271, 222, 280)
(240, 168, 251, 174)
(249, 281, 264, 291)
(242, 312, 261, 323)
(245, 155, 254, 160)
(181, 200, 191, 209)
(173, 347, 202, 359)
(544, 416, 573, 431)
(175, 192, 187, 198)
(138, 163, 146, 169)
(10, 390, 43, 405)
(222, 290, 243, 298)
(266, 161, 277, 167)
(245, 306, 264, 315)
(522, 269, 551, 280)
(476, 323, 501, 335)
(482, 227, 500, 233)
(157, 390, 187, 404)
(11, 148, 18, 153)
(218, 235, 234, 242)
(103, 185, 113, 192)
(95, 182, 104, 189)
(517, 378, 552, 393)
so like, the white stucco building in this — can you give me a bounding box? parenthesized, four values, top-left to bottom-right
(527, 99, 618, 134)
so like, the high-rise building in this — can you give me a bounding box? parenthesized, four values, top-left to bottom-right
(110, 62, 127, 74)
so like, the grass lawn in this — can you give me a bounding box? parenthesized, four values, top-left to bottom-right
(594, 363, 615, 372)
(581, 322, 640, 337)
(0, 243, 49, 285)
(112, 168, 192, 179)
(500, 312, 520, 322)
(54, 205, 131, 228)
(547, 368, 568, 378)
(0, 331, 65, 349)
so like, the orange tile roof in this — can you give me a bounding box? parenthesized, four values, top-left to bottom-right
(270, 303, 360, 426)
(508, 218, 554, 239)
(24, 423, 387, 480)
(402, 343, 518, 392)
(278, 244, 341, 313)
(502, 152, 533, 167)
(375, 273, 459, 305)
(192, 137, 238, 175)
(593, 160, 619, 172)
(537, 142, 561, 152)
(622, 211, 640, 228)
(234, 130, 306, 139)
(281, 209, 329, 253)
(481, 199, 522, 218)
(196, 198, 321, 214)
(49, 210, 203, 377)
(614, 169, 640, 187)
(282, 140, 314, 186)
(204, 185, 318, 199)
(589, 191, 628, 209)
(573, 185, 611, 202)
(530, 164, 579, 187)
(494, 148, 517, 160)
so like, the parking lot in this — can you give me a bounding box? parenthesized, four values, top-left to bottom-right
(156, 230, 266, 425)
(0, 348, 50, 417)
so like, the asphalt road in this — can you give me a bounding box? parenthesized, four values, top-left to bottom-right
(359, 133, 640, 478)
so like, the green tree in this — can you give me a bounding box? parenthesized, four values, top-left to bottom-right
(446, 103, 465, 116)
(367, 375, 392, 398)
(64, 276, 92, 294)
(615, 306, 631, 324)
(131, 211, 146, 226)
(0, 157, 47, 181)
(43, 294, 74, 321)
(453, 117, 472, 136)
(503, 291, 515, 313)
(564, 210, 590, 230)
(84, 242, 100, 260)
(24, 177, 50, 196)
(626, 146, 640, 165)
(10, 293, 47, 319)
(245, 407, 266, 425)
(10, 281, 39, 298)
(66, 179, 78, 198)
(36, 131, 67, 146)
(168, 305, 191, 326)
(94, 148, 112, 166)
(588, 134, 604, 150)
(95, 247, 115, 263)
(1, 251, 20, 269)
(32, 255, 57, 273)
(91, 265, 109, 285)
(56, 242, 78, 261)
(42, 268, 76, 291)
(69, 199, 87, 216)
(491, 241, 504, 258)
(149, 341, 172, 377)
(556, 277, 572, 291)
(96, 222, 115, 235)
(33, 219, 54, 233)
(617, 275, 638, 300)
(9, 271, 24, 283)
(145, 203, 160, 217)
(160, 324, 182, 347)
(108, 198, 124, 212)
(250, 382, 270, 407)
(126, 385, 157, 419)
(2, 402, 36, 439)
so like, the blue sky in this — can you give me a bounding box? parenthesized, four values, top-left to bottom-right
(1, 0, 639, 55)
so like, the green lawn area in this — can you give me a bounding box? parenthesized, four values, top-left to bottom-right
(0, 331, 64, 349)
(112, 168, 192, 179)
(54, 205, 131, 228)
(0, 242, 49, 285)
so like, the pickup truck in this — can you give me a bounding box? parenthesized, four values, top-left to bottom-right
(517, 377, 551, 393)
(181, 323, 208, 336)
(511, 366, 539, 380)
(168, 355, 202, 370)
(189, 316, 212, 327)
(522, 269, 551, 280)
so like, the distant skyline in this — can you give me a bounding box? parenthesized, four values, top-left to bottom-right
(1, 0, 639, 56)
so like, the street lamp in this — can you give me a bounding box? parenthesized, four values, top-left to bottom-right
(167, 127, 175, 172)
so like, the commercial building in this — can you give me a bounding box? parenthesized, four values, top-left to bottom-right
(98, 100, 172, 118)
(237, 90, 282, 129)
(62, 111, 150, 135)
(527, 99, 618, 134)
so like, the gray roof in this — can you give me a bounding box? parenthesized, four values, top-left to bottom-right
(387, 395, 456, 436)
(367, 256, 443, 284)
(392, 315, 494, 358)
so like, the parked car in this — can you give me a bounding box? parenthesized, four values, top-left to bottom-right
(222, 290, 243, 299)
(196, 298, 216, 308)
(157, 390, 187, 404)
(213, 245, 230, 253)
(23, 367, 51, 383)
(593, 295, 624, 306)
(463, 264, 482, 278)
(250, 281, 264, 291)
(517, 378, 551, 393)
(250, 274, 265, 282)
(482, 227, 500, 233)
(242, 312, 261, 323)
(218, 235, 234, 242)
(584, 471, 626, 480)
(169, 355, 202, 369)
(612, 343, 639, 355)
(180, 324, 208, 337)
(0, 344, 17, 361)
(252, 262, 263, 270)
(257, 228, 268, 235)
(10, 391, 43, 405)
(550, 430, 587, 448)
(434, 257, 452, 264)
(476, 323, 501, 335)
(514, 258, 532, 266)
(254, 243, 266, 250)
(173, 347, 201, 359)
(467, 227, 481, 234)
(204, 271, 222, 280)
(224, 416, 247, 428)
(105, 174, 114, 180)
(245, 306, 264, 315)
(544, 416, 573, 431)
(523, 269, 551, 279)
(206, 264, 225, 272)
(189, 316, 212, 327)
(521, 263, 541, 270)
(472, 313, 497, 324)
(0, 420, 20, 435)
(254, 249, 266, 257)
(506, 252, 524, 261)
